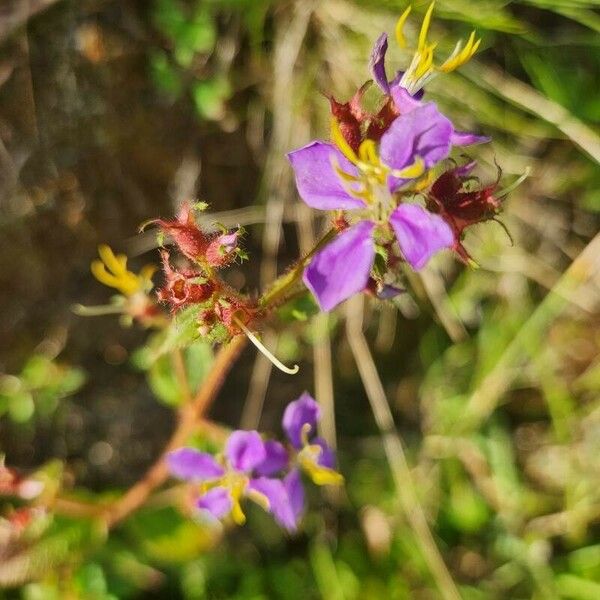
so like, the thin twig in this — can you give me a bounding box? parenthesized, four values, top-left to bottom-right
(345, 295, 462, 600)
(102, 335, 247, 527)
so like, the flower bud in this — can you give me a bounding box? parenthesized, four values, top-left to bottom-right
(205, 230, 239, 268)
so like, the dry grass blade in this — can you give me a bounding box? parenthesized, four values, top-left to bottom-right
(465, 65, 600, 165)
(464, 232, 600, 428)
(345, 295, 462, 600)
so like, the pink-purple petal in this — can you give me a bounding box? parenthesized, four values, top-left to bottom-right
(225, 430, 267, 473)
(196, 486, 232, 520)
(312, 437, 336, 469)
(390, 83, 423, 114)
(283, 392, 321, 449)
(248, 477, 298, 532)
(389, 204, 454, 270)
(369, 33, 390, 93)
(255, 440, 289, 476)
(379, 103, 453, 171)
(284, 469, 305, 524)
(287, 141, 366, 211)
(450, 130, 490, 146)
(303, 221, 376, 312)
(166, 448, 224, 481)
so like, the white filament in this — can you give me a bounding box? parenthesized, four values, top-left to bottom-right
(233, 317, 299, 375)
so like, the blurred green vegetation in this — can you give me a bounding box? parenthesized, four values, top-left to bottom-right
(1, 0, 599, 598)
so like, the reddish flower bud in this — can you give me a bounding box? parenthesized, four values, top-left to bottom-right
(427, 166, 501, 261)
(154, 203, 211, 262)
(329, 82, 371, 152)
(213, 296, 257, 336)
(157, 251, 215, 311)
(332, 213, 349, 232)
(0, 465, 43, 499)
(365, 97, 400, 142)
(205, 230, 239, 268)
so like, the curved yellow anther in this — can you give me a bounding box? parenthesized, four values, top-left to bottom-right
(91, 244, 154, 296)
(418, 2, 435, 52)
(358, 139, 379, 166)
(331, 118, 358, 164)
(415, 43, 436, 79)
(392, 157, 425, 180)
(395, 5, 412, 48)
(299, 446, 344, 486)
(438, 31, 481, 73)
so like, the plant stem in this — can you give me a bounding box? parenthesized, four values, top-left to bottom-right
(345, 296, 462, 600)
(259, 227, 336, 308)
(55, 227, 337, 526)
(103, 335, 246, 527)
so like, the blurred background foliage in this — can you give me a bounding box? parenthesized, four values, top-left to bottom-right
(0, 0, 599, 598)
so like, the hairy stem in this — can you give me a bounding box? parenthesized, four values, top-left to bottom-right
(259, 227, 336, 307)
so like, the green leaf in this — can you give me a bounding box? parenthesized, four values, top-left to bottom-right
(191, 77, 231, 120)
(150, 50, 183, 97)
(146, 340, 213, 407)
(8, 390, 35, 423)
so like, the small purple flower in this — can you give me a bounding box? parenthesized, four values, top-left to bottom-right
(282, 393, 343, 486)
(168, 395, 343, 532)
(167, 430, 299, 531)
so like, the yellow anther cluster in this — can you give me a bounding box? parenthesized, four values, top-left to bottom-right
(396, 3, 481, 94)
(91, 244, 155, 297)
(329, 118, 425, 207)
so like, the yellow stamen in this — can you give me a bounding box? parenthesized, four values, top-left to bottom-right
(299, 448, 344, 486)
(331, 118, 358, 164)
(392, 157, 425, 180)
(91, 245, 152, 296)
(358, 139, 379, 166)
(395, 5, 412, 48)
(246, 488, 271, 511)
(414, 43, 436, 79)
(98, 244, 126, 276)
(412, 169, 436, 192)
(231, 497, 246, 525)
(418, 2, 435, 52)
(333, 164, 361, 183)
(438, 31, 481, 73)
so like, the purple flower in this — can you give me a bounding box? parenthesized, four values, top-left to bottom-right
(167, 430, 300, 531)
(282, 393, 343, 486)
(288, 104, 456, 311)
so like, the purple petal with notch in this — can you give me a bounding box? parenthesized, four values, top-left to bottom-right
(283, 392, 321, 449)
(255, 440, 289, 476)
(312, 437, 336, 469)
(380, 102, 453, 171)
(303, 221, 376, 312)
(248, 477, 298, 532)
(450, 130, 490, 146)
(389, 203, 454, 270)
(196, 486, 232, 520)
(369, 33, 389, 93)
(284, 469, 305, 524)
(225, 430, 267, 473)
(166, 448, 224, 481)
(287, 141, 366, 211)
